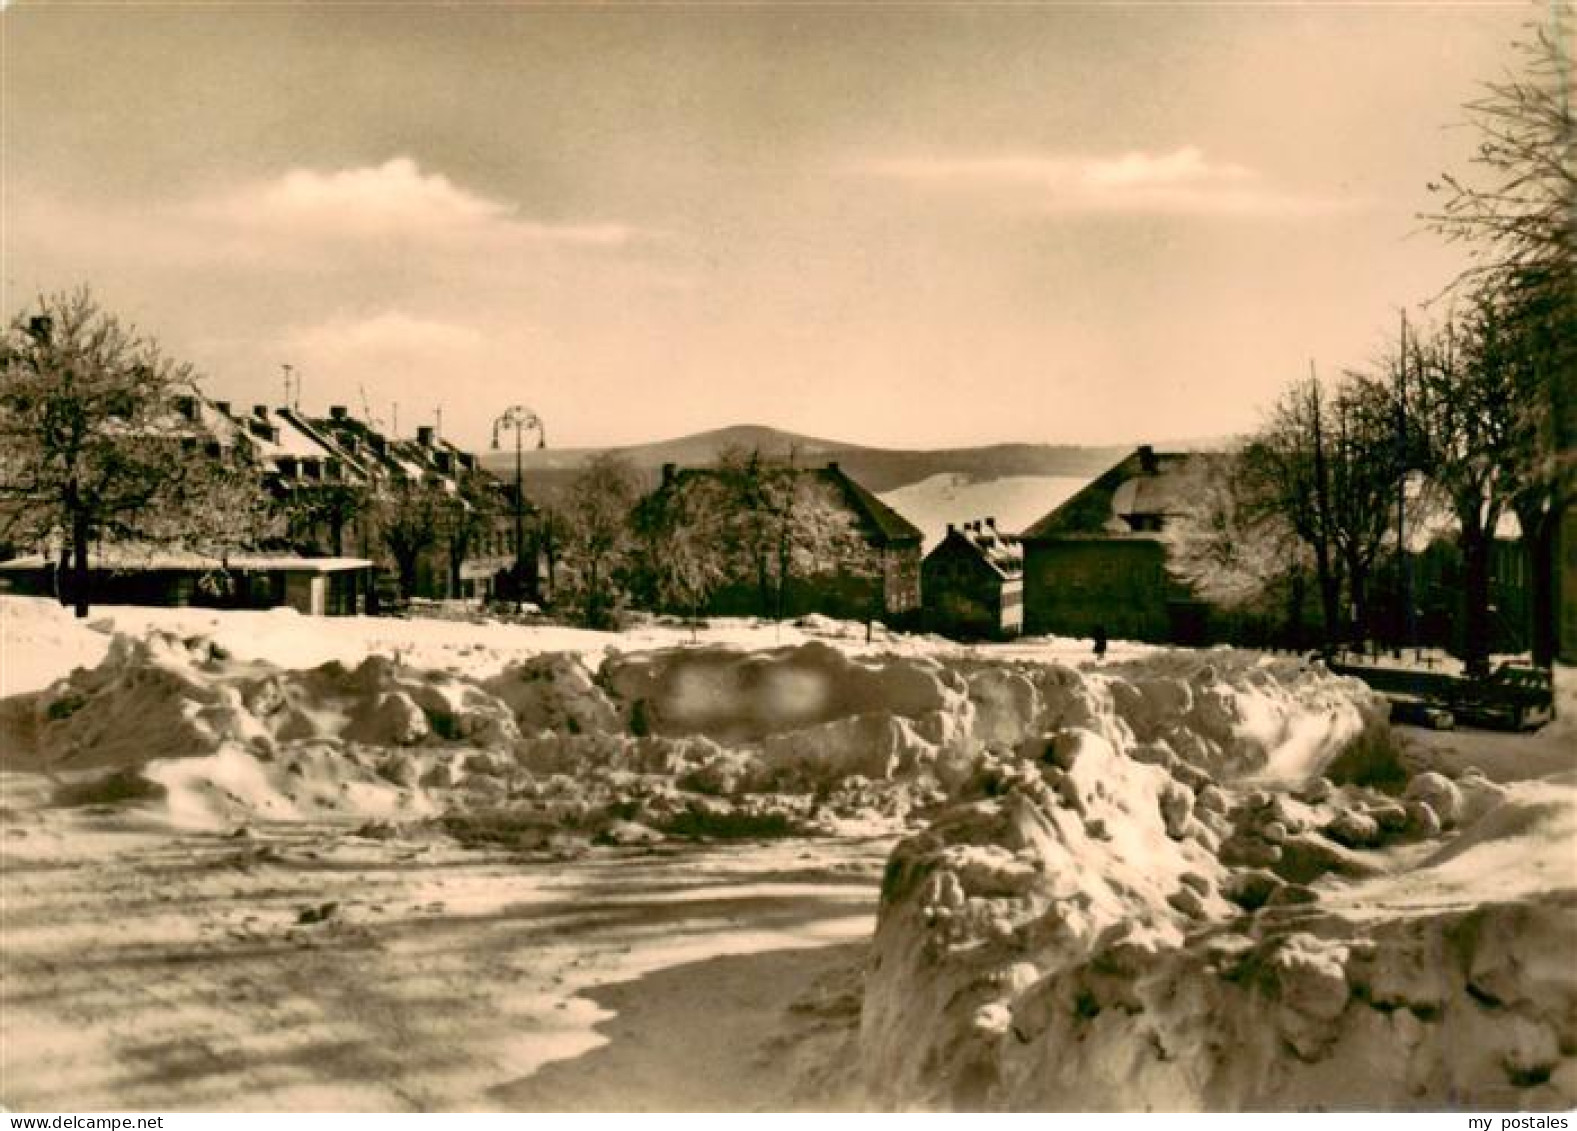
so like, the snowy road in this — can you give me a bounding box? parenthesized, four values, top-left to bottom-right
(0, 815, 889, 1111)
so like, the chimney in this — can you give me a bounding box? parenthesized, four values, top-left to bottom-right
(946, 522, 955, 534)
(661, 462, 677, 487)
(1138, 444, 1158, 475)
(329, 405, 348, 421)
(252, 404, 270, 420)
(417, 425, 435, 447)
(369, 434, 386, 456)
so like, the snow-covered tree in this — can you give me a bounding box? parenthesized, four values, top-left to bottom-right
(0, 288, 273, 617)
(632, 471, 733, 629)
(1164, 453, 1307, 614)
(714, 447, 873, 619)
(561, 453, 642, 628)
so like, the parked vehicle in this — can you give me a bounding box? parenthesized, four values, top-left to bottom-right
(1448, 664, 1555, 731)
(1387, 696, 1455, 730)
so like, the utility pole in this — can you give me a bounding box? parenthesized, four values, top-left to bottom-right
(1397, 309, 1413, 656)
(491, 405, 546, 609)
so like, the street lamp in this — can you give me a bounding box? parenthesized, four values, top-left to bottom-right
(490, 406, 546, 608)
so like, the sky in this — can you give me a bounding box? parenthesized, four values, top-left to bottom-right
(1, 1, 1543, 453)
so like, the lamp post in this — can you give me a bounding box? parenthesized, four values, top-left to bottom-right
(490, 406, 546, 608)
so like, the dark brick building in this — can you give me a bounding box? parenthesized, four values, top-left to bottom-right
(1021, 445, 1211, 643)
(922, 518, 1023, 640)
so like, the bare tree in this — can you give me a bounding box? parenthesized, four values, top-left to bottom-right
(0, 288, 273, 617)
(1493, 280, 1571, 665)
(437, 468, 502, 598)
(289, 480, 374, 558)
(1327, 374, 1408, 644)
(1426, 10, 1575, 664)
(1426, 10, 1575, 307)
(376, 478, 447, 601)
(1241, 377, 1345, 648)
(1406, 304, 1522, 675)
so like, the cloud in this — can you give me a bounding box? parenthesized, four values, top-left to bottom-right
(12, 158, 649, 298)
(284, 310, 489, 359)
(855, 147, 1357, 217)
(206, 157, 639, 246)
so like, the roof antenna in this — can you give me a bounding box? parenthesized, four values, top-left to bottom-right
(281, 363, 294, 409)
(358, 384, 379, 427)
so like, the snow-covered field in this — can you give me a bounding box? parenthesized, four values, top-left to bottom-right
(1, 596, 1572, 1111)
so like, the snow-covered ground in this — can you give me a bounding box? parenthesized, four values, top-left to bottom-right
(1, 595, 1571, 1111)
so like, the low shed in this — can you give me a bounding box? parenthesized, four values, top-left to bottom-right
(0, 549, 375, 616)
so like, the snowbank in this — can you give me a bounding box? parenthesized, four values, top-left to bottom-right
(857, 655, 1576, 1111)
(0, 601, 1384, 851)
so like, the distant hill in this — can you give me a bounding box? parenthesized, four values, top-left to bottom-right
(480, 424, 1127, 502)
(481, 424, 852, 474)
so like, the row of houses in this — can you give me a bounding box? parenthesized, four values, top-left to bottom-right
(0, 398, 527, 615)
(5, 404, 1554, 654)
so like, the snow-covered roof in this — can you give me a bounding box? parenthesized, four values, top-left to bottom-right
(1023, 446, 1207, 542)
(0, 551, 373, 573)
(928, 521, 1023, 579)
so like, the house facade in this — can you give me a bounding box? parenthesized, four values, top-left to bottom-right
(1021, 446, 1211, 644)
(922, 518, 1023, 640)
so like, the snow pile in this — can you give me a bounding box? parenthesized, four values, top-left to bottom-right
(0, 631, 954, 834)
(0, 620, 1384, 855)
(0, 594, 119, 697)
(857, 656, 1576, 1111)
